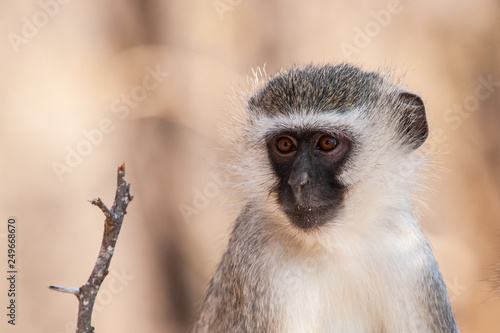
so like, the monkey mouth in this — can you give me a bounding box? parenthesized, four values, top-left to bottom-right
(282, 204, 334, 230)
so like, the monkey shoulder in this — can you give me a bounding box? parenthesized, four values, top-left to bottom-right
(193, 208, 280, 332)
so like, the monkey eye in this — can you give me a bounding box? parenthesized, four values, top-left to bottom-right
(276, 137, 296, 153)
(317, 135, 337, 151)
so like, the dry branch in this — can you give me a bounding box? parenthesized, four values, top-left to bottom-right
(49, 163, 133, 333)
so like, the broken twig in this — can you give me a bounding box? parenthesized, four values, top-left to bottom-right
(49, 163, 133, 333)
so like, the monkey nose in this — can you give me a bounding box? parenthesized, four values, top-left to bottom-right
(288, 172, 310, 195)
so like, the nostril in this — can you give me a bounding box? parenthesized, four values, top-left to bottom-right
(288, 172, 310, 191)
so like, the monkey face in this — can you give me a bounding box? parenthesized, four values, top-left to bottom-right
(266, 130, 352, 229)
(238, 64, 429, 231)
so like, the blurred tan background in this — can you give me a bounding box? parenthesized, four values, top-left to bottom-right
(0, 0, 499, 332)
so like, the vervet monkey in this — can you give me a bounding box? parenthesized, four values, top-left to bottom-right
(193, 64, 459, 333)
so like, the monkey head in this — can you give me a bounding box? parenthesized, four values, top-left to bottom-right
(233, 64, 428, 230)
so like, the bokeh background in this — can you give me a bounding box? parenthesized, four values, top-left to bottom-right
(1, 0, 499, 332)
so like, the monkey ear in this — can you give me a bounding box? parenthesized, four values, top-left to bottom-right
(395, 90, 428, 150)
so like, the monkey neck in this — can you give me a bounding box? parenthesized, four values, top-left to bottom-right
(212, 198, 439, 333)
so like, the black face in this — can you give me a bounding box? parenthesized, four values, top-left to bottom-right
(267, 131, 352, 230)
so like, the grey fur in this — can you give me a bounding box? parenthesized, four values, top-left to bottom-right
(193, 206, 280, 332)
(248, 64, 383, 115)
